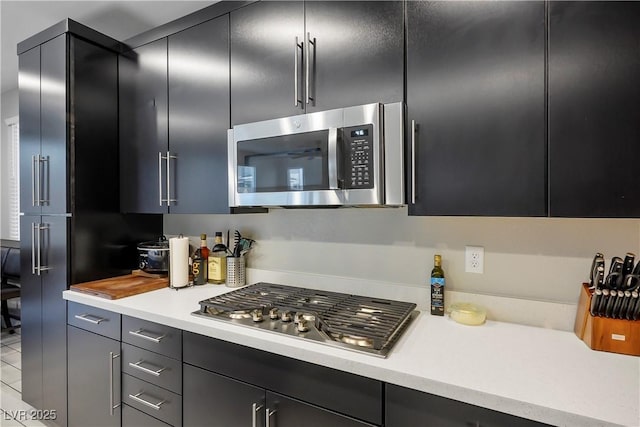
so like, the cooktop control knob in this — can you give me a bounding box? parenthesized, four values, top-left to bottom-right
(281, 311, 293, 322)
(251, 310, 264, 323)
(297, 318, 309, 333)
(294, 312, 304, 324)
(269, 308, 280, 320)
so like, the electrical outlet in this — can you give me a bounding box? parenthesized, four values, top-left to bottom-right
(465, 246, 484, 274)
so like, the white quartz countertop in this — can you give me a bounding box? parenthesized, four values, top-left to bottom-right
(63, 284, 640, 427)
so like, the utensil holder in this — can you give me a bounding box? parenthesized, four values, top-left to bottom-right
(226, 256, 246, 288)
(574, 283, 640, 356)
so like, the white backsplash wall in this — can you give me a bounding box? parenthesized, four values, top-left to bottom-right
(164, 208, 640, 304)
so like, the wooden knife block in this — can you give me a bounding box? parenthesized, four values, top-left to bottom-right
(574, 283, 640, 357)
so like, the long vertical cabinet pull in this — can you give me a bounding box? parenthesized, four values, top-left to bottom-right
(35, 223, 42, 276)
(37, 224, 50, 272)
(31, 155, 38, 206)
(166, 151, 177, 206)
(158, 152, 164, 206)
(251, 403, 264, 427)
(31, 223, 37, 274)
(265, 408, 277, 427)
(109, 352, 121, 416)
(39, 156, 49, 205)
(294, 37, 302, 107)
(305, 32, 315, 105)
(411, 120, 417, 204)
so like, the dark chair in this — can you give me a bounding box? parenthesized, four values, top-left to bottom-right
(1, 246, 21, 334)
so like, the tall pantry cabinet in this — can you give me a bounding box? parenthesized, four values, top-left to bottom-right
(18, 20, 162, 427)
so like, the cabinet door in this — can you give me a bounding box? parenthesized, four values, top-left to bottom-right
(266, 392, 375, 427)
(40, 34, 69, 215)
(304, 1, 403, 113)
(548, 2, 640, 217)
(407, 1, 546, 216)
(19, 46, 41, 215)
(120, 38, 168, 214)
(230, 1, 304, 125)
(168, 15, 230, 213)
(19, 215, 43, 410)
(68, 326, 121, 427)
(386, 384, 548, 427)
(183, 364, 265, 427)
(41, 215, 69, 427)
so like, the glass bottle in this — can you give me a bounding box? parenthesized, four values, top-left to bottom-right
(430, 254, 445, 316)
(208, 232, 228, 284)
(192, 234, 209, 285)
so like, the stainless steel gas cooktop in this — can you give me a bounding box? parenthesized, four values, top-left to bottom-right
(192, 282, 419, 358)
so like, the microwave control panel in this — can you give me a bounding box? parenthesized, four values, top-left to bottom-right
(343, 124, 374, 189)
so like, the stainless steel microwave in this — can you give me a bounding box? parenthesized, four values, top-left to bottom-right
(228, 102, 404, 207)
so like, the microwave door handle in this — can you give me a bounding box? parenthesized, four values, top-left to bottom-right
(328, 128, 339, 190)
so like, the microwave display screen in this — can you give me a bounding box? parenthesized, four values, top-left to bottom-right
(351, 129, 369, 137)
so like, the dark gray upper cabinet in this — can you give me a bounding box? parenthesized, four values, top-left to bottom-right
(20, 34, 119, 216)
(548, 2, 640, 217)
(168, 15, 230, 214)
(120, 16, 230, 214)
(230, 1, 305, 125)
(303, 1, 403, 114)
(230, 1, 403, 125)
(120, 38, 169, 214)
(407, 1, 546, 216)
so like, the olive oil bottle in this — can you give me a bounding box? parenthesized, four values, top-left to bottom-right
(430, 254, 445, 316)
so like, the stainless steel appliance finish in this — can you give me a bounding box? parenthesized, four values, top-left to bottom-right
(228, 102, 404, 207)
(193, 282, 418, 358)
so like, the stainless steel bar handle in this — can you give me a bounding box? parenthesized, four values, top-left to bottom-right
(305, 32, 315, 104)
(74, 313, 106, 324)
(251, 403, 264, 427)
(166, 152, 177, 205)
(129, 329, 166, 343)
(31, 223, 37, 274)
(109, 352, 120, 416)
(39, 156, 49, 205)
(411, 120, 417, 204)
(294, 37, 300, 107)
(31, 155, 37, 206)
(35, 155, 42, 206)
(128, 360, 166, 377)
(266, 408, 277, 427)
(128, 392, 165, 411)
(158, 152, 164, 206)
(36, 222, 42, 276)
(36, 224, 51, 272)
(327, 128, 339, 190)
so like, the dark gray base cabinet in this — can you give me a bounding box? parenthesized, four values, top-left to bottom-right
(385, 384, 550, 427)
(183, 331, 382, 426)
(68, 326, 121, 427)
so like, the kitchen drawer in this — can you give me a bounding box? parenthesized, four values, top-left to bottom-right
(122, 343, 182, 394)
(122, 316, 181, 360)
(123, 374, 182, 427)
(67, 301, 121, 340)
(122, 404, 171, 427)
(183, 331, 382, 426)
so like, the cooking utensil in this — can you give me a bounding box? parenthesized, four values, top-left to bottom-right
(609, 256, 623, 275)
(604, 290, 617, 317)
(590, 288, 603, 316)
(623, 253, 636, 276)
(590, 253, 605, 288)
(137, 236, 170, 273)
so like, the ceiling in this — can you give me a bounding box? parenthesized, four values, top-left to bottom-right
(0, 0, 216, 94)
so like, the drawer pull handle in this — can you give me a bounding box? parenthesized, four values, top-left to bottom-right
(129, 360, 167, 377)
(266, 408, 277, 427)
(129, 329, 166, 343)
(129, 392, 166, 411)
(109, 352, 120, 416)
(75, 313, 106, 324)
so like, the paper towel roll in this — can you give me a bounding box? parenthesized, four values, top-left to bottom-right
(169, 236, 190, 288)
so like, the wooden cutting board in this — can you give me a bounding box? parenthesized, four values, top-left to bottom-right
(70, 273, 169, 299)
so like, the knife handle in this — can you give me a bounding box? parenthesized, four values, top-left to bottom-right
(609, 257, 624, 275)
(590, 253, 604, 287)
(622, 253, 636, 276)
(597, 289, 610, 317)
(590, 289, 602, 316)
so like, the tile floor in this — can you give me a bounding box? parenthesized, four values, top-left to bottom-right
(1, 328, 52, 427)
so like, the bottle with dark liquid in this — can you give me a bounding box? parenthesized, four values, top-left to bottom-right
(192, 234, 209, 285)
(431, 254, 445, 316)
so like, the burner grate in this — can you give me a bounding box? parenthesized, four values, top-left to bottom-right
(196, 282, 417, 357)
